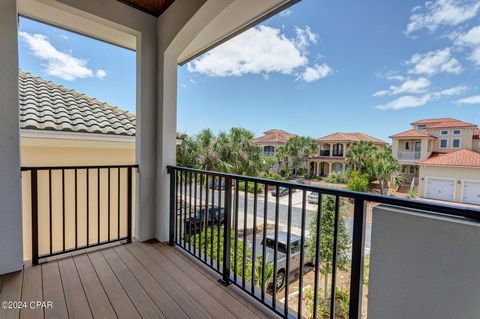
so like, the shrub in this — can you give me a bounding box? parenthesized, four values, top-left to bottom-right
(303, 287, 329, 319)
(324, 172, 347, 184)
(335, 287, 350, 318)
(264, 172, 286, 181)
(296, 167, 307, 176)
(407, 187, 418, 199)
(346, 171, 369, 192)
(238, 181, 264, 193)
(279, 168, 292, 178)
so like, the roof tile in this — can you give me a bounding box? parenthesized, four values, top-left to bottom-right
(420, 149, 480, 167)
(317, 132, 387, 144)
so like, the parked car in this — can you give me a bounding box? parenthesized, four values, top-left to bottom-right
(184, 206, 225, 234)
(271, 186, 290, 197)
(307, 192, 319, 204)
(262, 232, 313, 290)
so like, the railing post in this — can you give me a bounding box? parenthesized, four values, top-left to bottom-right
(126, 166, 133, 243)
(168, 167, 176, 246)
(31, 169, 39, 265)
(349, 198, 366, 319)
(219, 176, 232, 286)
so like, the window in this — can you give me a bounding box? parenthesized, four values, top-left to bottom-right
(452, 138, 460, 148)
(401, 165, 407, 173)
(417, 125, 426, 130)
(440, 139, 448, 148)
(441, 130, 449, 135)
(264, 145, 275, 156)
(409, 166, 415, 174)
(453, 129, 461, 135)
(404, 141, 411, 150)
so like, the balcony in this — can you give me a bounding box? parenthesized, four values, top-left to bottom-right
(397, 150, 421, 161)
(320, 150, 330, 157)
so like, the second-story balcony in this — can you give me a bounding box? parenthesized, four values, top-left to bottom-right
(397, 150, 421, 161)
(319, 150, 330, 156)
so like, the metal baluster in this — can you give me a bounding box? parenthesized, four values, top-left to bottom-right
(97, 168, 101, 244)
(49, 170, 52, 255)
(297, 190, 307, 318)
(204, 174, 209, 263)
(169, 167, 176, 246)
(188, 171, 193, 252)
(261, 183, 268, 301)
(272, 186, 280, 308)
(31, 169, 39, 265)
(251, 182, 258, 294)
(313, 194, 323, 319)
(220, 177, 232, 286)
(210, 175, 215, 266)
(126, 167, 133, 243)
(179, 171, 183, 247)
(234, 178, 239, 283)
(108, 168, 111, 242)
(242, 182, 248, 288)
(349, 198, 366, 319)
(330, 195, 341, 319)
(87, 169, 90, 246)
(62, 169, 65, 251)
(75, 169, 78, 250)
(198, 173, 203, 257)
(284, 188, 293, 317)
(193, 172, 198, 255)
(117, 168, 121, 239)
(217, 176, 222, 270)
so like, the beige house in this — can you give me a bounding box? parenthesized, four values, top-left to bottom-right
(254, 129, 296, 172)
(390, 118, 480, 204)
(308, 132, 387, 176)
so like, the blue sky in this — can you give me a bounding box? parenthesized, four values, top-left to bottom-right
(19, 0, 480, 142)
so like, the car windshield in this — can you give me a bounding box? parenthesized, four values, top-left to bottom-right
(265, 238, 287, 254)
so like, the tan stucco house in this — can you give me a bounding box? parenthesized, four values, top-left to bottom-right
(308, 132, 387, 176)
(254, 129, 296, 172)
(390, 118, 480, 204)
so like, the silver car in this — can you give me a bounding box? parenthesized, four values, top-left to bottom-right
(307, 191, 319, 204)
(262, 232, 314, 290)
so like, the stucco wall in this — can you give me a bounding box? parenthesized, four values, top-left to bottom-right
(430, 127, 474, 152)
(20, 140, 135, 261)
(419, 165, 480, 202)
(368, 205, 480, 319)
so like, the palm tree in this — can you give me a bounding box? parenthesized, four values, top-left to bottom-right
(374, 147, 401, 195)
(300, 137, 318, 171)
(275, 144, 290, 171)
(346, 141, 378, 182)
(195, 129, 219, 171)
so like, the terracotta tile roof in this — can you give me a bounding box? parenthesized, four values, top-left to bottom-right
(419, 149, 480, 167)
(389, 129, 436, 139)
(411, 118, 456, 125)
(254, 129, 296, 143)
(474, 129, 480, 139)
(19, 71, 135, 136)
(411, 117, 476, 129)
(317, 132, 387, 144)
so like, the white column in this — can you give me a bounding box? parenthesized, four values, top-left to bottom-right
(0, 0, 23, 274)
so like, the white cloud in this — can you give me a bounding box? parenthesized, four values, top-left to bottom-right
(376, 95, 431, 110)
(456, 94, 480, 104)
(19, 31, 94, 81)
(373, 77, 431, 96)
(297, 64, 332, 82)
(455, 25, 480, 65)
(187, 25, 331, 82)
(405, 0, 480, 35)
(376, 85, 466, 110)
(95, 69, 107, 79)
(407, 48, 463, 75)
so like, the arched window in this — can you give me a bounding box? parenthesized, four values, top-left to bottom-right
(333, 144, 344, 156)
(264, 145, 275, 156)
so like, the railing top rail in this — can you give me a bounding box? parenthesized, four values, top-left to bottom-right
(21, 164, 139, 171)
(167, 165, 480, 221)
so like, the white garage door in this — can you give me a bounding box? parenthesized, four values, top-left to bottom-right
(426, 178, 455, 202)
(462, 181, 480, 205)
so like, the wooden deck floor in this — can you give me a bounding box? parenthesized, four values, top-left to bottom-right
(0, 241, 279, 319)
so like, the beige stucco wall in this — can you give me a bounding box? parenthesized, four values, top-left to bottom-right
(473, 139, 480, 152)
(418, 165, 480, 202)
(20, 137, 136, 261)
(429, 127, 474, 152)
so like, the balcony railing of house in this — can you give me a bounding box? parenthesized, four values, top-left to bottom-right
(397, 151, 421, 161)
(319, 150, 330, 156)
(21, 164, 138, 265)
(332, 152, 344, 157)
(167, 165, 480, 319)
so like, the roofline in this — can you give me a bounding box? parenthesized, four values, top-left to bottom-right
(419, 163, 480, 169)
(20, 129, 135, 142)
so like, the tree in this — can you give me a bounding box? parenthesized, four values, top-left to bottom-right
(373, 146, 400, 195)
(307, 196, 351, 306)
(275, 144, 290, 171)
(346, 170, 369, 192)
(346, 141, 378, 182)
(280, 136, 317, 175)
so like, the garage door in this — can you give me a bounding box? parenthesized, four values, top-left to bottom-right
(462, 181, 480, 205)
(426, 178, 455, 202)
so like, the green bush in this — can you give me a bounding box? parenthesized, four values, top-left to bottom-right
(238, 181, 264, 193)
(407, 187, 418, 199)
(346, 171, 369, 192)
(264, 172, 286, 181)
(324, 172, 347, 184)
(296, 167, 307, 176)
(279, 168, 292, 178)
(335, 287, 350, 318)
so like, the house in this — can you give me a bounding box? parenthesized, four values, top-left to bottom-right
(390, 118, 480, 204)
(254, 129, 296, 172)
(2, 1, 480, 319)
(308, 132, 388, 176)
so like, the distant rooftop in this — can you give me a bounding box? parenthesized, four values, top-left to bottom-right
(254, 129, 296, 144)
(420, 149, 480, 168)
(411, 118, 477, 129)
(389, 129, 436, 139)
(317, 132, 387, 144)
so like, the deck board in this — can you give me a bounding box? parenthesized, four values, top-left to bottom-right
(0, 241, 278, 319)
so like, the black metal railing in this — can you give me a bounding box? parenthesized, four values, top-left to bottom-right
(21, 164, 138, 265)
(319, 150, 330, 156)
(167, 165, 480, 319)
